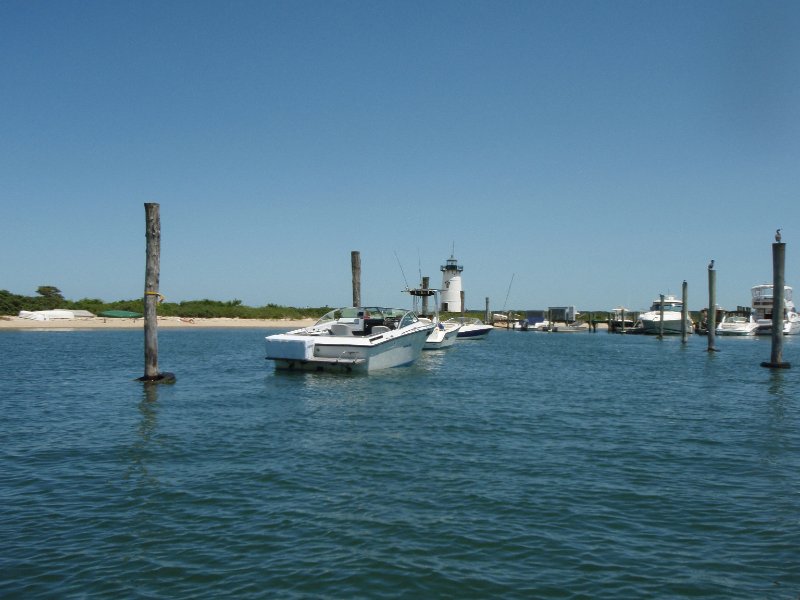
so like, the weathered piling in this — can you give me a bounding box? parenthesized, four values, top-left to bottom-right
(460, 291, 465, 317)
(351, 251, 361, 307)
(138, 203, 175, 384)
(707, 266, 717, 351)
(658, 294, 665, 339)
(761, 237, 790, 368)
(621, 309, 626, 334)
(484, 297, 490, 324)
(421, 276, 430, 315)
(681, 281, 689, 343)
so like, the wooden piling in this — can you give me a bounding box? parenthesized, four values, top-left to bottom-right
(485, 297, 490, 324)
(460, 291, 465, 317)
(658, 294, 665, 339)
(707, 266, 717, 351)
(138, 203, 175, 384)
(681, 280, 688, 343)
(761, 240, 791, 368)
(421, 276, 430, 316)
(351, 251, 361, 307)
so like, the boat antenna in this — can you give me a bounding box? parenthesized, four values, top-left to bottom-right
(394, 250, 410, 290)
(502, 273, 515, 312)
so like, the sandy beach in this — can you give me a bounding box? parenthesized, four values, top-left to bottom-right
(0, 316, 316, 330)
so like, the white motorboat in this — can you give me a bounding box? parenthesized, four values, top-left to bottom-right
(419, 318, 461, 349)
(445, 317, 493, 339)
(405, 287, 462, 350)
(264, 306, 434, 373)
(751, 284, 800, 335)
(638, 294, 693, 335)
(716, 313, 758, 336)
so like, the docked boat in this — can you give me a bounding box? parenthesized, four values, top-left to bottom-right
(405, 287, 461, 349)
(547, 323, 589, 333)
(419, 318, 461, 349)
(716, 312, 758, 336)
(19, 309, 75, 320)
(264, 306, 434, 373)
(445, 316, 493, 339)
(638, 294, 692, 335)
(751, 284, 800, 335)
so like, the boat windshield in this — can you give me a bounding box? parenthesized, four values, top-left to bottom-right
(314, 307, 412, 326)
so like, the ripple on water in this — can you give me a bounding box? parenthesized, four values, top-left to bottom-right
(1, 329, 799, 598)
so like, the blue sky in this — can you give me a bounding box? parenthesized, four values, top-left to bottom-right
(2, 0, 799, 312)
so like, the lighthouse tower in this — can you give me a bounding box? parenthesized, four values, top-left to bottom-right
(440, 253, 464, 312)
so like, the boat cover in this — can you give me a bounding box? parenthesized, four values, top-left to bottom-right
(265, 334, 315, 361)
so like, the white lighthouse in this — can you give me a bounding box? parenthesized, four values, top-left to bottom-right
(440, 253, 464, 313)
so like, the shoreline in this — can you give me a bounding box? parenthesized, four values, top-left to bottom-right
(0, 316, 316, 330)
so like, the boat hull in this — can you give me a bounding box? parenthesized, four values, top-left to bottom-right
(266, 326, 432, 373)
(423, 324, 460, 350)
(639, 312, 691, 335)
(456, 324, 493, 339)
(716, 326, 757, 336)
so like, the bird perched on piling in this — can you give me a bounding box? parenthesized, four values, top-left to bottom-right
(776, 228, 782, 242)
(708, 259, 714, 270)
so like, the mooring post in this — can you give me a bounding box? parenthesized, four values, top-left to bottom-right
(658, 294, 665, 339)
(761, 235, 790, 368)
(485, 297, 490, 324)
(460, 291, 465, 317)
(351, 251, 361, 307)
(621, 309, 626, 334)
(139, 203, 175, 384)
(421, 276, 430, 316)
(681, 280, 689, 343)
(707, 264, 717, 351)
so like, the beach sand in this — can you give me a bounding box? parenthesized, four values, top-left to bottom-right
(0, 316, 315, 330)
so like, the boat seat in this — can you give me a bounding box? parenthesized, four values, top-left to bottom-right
(370, 326, 390, 335)
(330, 323, 354, 336)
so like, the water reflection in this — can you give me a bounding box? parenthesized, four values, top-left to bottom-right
(124, 385, 160, 486)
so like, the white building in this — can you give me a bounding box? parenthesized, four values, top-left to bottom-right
(440, 253, 464, 312)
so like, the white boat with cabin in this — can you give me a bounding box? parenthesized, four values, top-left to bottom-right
(264, 306, 434, 373)
(751, 284, 800, 335)
(638, 294, 693, 335)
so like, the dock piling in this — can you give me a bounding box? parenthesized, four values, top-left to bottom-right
(138, 202, 175, 384)
(761, 236, 791, 369)
(658, 294, 665, 339)
(707, 265, 717, 351)
(681, 281, 688, 343)
(351, 251, 361, 307)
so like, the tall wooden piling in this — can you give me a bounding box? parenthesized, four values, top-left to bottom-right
(761, 239, 791, 368)
(421, 276, 430, 316)
(351, 251, 361, 307)
(681, 281, 689, 343)
(485, 297, 490, 324)
(139, 203, 174, 383)
(460, 291, 465, 317)
(658, 294, 665, 339)
(707, 266, 717, 351)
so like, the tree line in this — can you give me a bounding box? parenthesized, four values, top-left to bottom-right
(0, 286, 331, 320)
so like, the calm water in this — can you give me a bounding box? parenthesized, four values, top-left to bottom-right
(1, 328, 798, 599)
